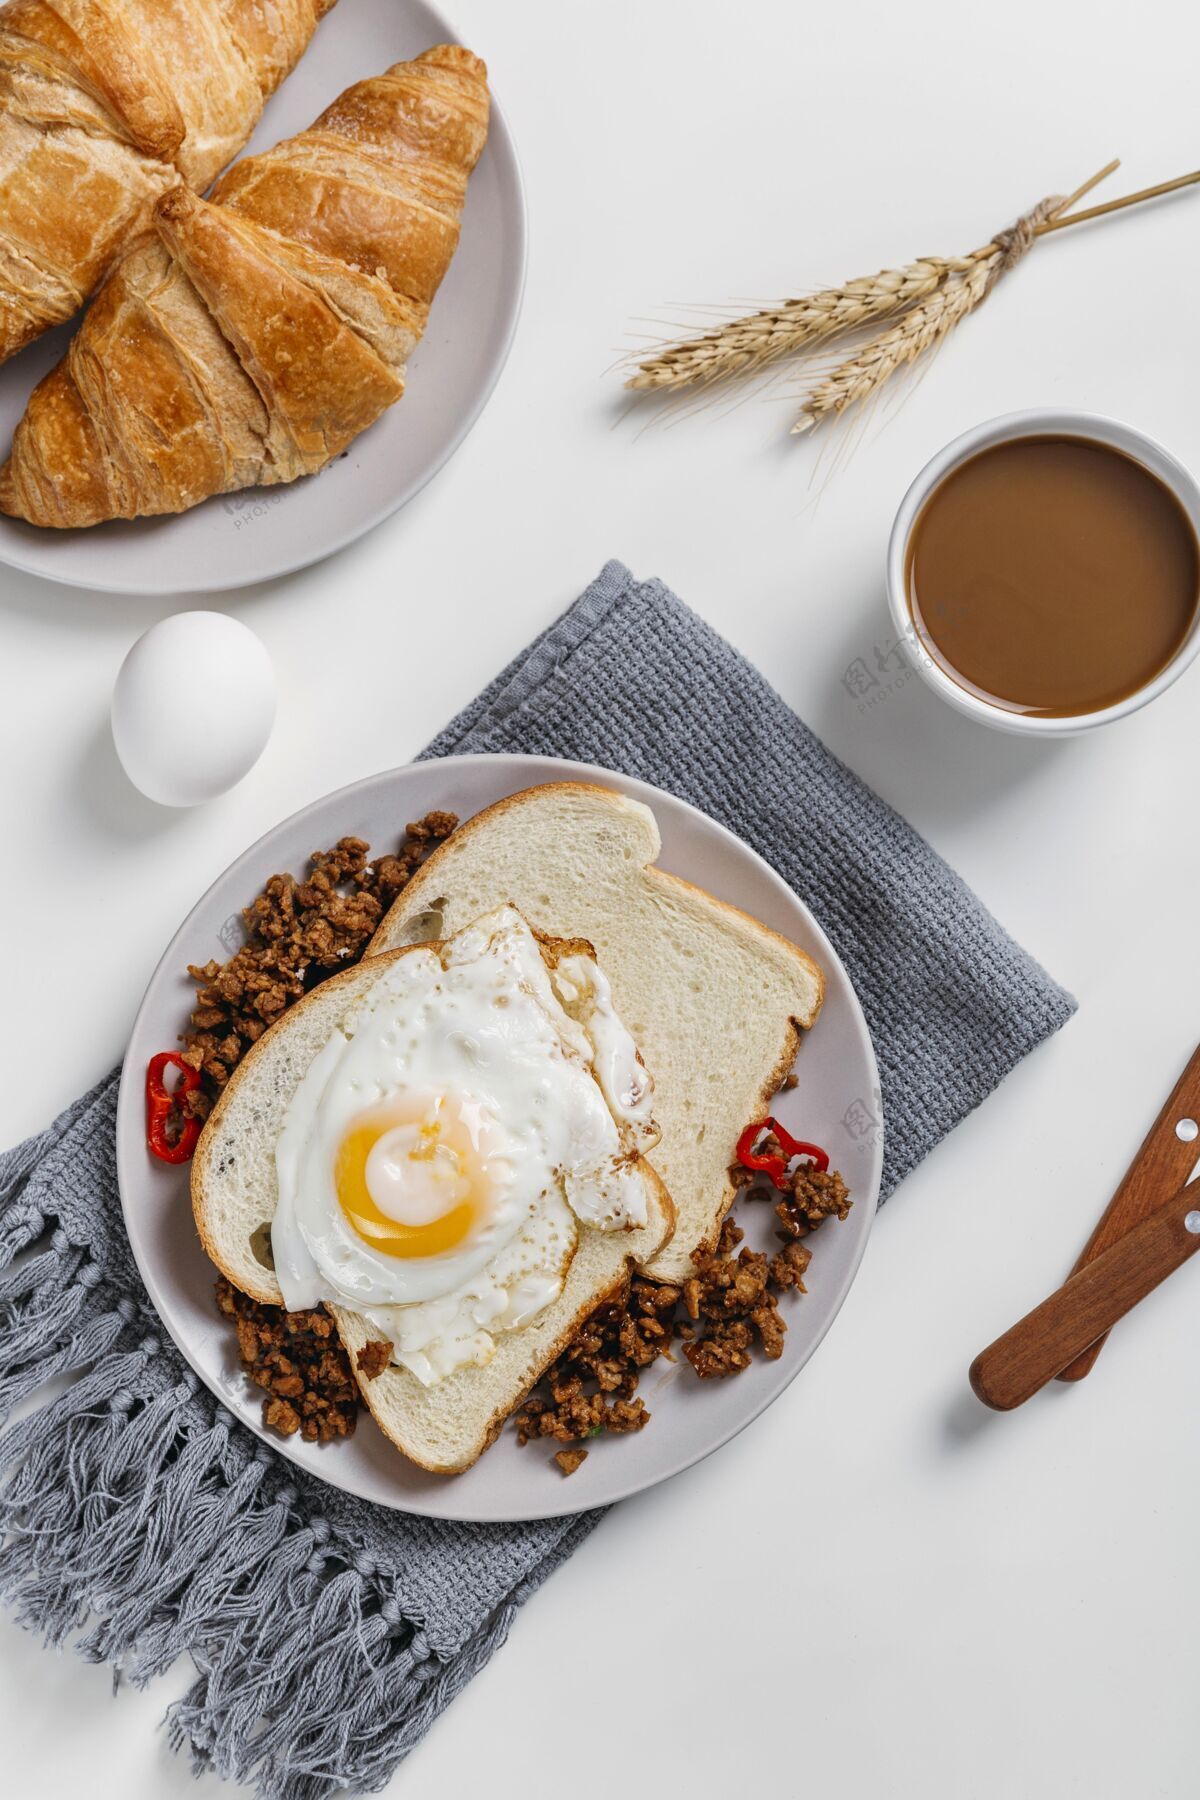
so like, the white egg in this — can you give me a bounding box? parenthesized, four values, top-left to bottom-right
(271, 907, 660, 1385)
(111, 611, 276, 806)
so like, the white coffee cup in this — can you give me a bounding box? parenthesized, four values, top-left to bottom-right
(885, 409, 1200, 736)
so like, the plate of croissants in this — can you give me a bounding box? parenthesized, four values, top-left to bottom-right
(0, 0, 525, 593)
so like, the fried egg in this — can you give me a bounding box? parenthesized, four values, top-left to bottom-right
(272, 906, 659, 1385)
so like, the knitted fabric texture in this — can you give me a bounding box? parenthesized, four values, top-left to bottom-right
(0, 561, 1074, 1799)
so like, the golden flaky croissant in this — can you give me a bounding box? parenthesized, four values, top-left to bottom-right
(0, 0, 334, 363)
(0, 44, 490, 527)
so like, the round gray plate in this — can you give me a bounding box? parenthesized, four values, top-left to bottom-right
(117, 756, 882, 1522)
(0, 0, 526, 594)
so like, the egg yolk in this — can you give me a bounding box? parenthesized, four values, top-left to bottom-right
(334, 1101, 486, 1259)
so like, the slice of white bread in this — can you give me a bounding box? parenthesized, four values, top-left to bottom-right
(369, 782, 824, 1283)
(192, 933, 675, 1474)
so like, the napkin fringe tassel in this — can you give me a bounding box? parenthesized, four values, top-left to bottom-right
(0, 1172, 519, 1800)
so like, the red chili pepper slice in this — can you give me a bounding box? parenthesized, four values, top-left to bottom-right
(146, 1052, 202, 1165)
(735, 1116, 829, 1191)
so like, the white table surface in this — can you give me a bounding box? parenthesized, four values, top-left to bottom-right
(2, 0, 1198, 1793)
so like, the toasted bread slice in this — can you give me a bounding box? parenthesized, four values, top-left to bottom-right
(192, 930, 675, 1475)
(369, 782, 824, 1282)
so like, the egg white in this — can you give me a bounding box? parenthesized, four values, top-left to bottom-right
(272, 907, 658, 1384)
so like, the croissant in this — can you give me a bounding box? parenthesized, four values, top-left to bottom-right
(0, 44, 490, 527)
(0, 0, 334, 364)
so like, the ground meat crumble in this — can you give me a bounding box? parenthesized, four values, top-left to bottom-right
(517, 1145, 851, 1472)
(514, 1276, 675, 1449)
(178, 812, 456, 1130)
(216, 1276, 359, 1443)
(355, 1339, 394, 1380)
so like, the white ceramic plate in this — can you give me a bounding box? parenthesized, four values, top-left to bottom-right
(116, 756, 883, 1522)
(0, 0, 525, 595)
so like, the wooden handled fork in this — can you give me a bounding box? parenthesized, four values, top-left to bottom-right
(969, 1180, 1200, 1410)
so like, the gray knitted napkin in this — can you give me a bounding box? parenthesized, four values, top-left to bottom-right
(0, 560, 1074, 1800)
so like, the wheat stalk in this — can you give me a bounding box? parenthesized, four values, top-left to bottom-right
(625, 258, 960, 392)
(620, 158, 1200, 439)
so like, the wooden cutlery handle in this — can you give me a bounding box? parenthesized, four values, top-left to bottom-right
(1058, 1042, 1200, 1382)
(970, 1187, 1200, 1411)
